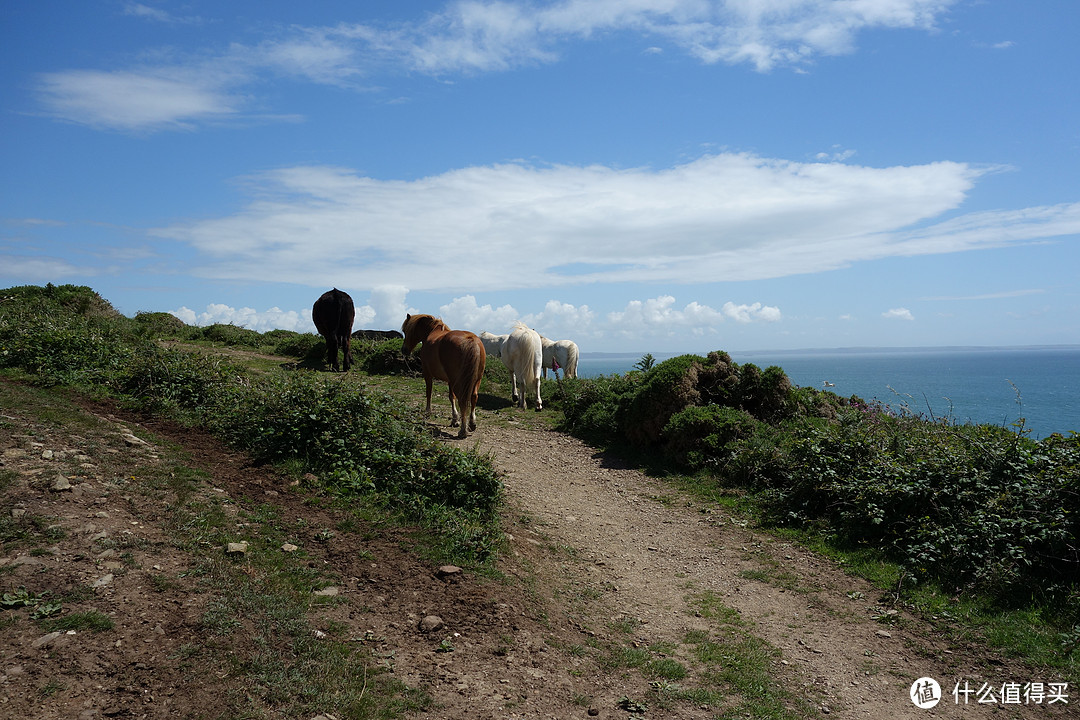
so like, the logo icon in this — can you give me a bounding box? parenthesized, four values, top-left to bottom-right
(910, 677, 942, 709)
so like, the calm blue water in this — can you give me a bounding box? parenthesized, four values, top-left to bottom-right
(575, 347, 1080, 440)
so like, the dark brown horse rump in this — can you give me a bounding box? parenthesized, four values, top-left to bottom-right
(312, 288, 355, 371)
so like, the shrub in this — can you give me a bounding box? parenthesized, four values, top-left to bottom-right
(661, 405, 758, 472)
(133, 311, 191, 339)
(358, 338, 412, 375)
(557, 373, 642, 447)
(620, 355, 705, 445)
(198, 323, 264, 348)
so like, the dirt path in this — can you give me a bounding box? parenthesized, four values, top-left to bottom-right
(0, 385, 1070, 719)
(475, 422, 1070, 719)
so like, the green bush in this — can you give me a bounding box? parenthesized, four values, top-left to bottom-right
(557, 373, 642, 447)
(208, 373, 501, 521)
(198, 323, 264, 348)
(357, 338, 412, 375)
(269, 332, 324, 361)
(620, 355, 705, 445)
(133, 311, 191, 339)
(767, 408, 1080, 604)
(661, 404, 758, 472)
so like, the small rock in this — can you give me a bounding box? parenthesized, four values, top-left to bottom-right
(41, 449, 54, 460)
(92, 574, 114, 588)
(436, 565, 462, 579)
(12, 555, 45, 567)
(226, 542, 249, 554)
(32, 631, 64, 649)
(875, 630, 892, 638)
(51, 475, 72, 492)
(419, 615, 445, 633)
(281, 543, 299, 552)
(121, 434, 147, 447)
(314, 586, 339, 597)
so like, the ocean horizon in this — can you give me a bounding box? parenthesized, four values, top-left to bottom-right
(572, 345, 1080, 440)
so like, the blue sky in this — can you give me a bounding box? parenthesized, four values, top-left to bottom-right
(2, 1, 1078, 353)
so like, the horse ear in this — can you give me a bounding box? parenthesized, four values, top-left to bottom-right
(405, 313, 411, 320)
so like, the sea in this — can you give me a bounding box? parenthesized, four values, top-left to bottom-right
(574, 346, 1080, 440)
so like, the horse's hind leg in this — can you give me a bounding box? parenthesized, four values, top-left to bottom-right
(327, 337, 340, 371)
(448, 388, 461, 428)
(467, 381, 480, 432)
(341, 334, 352, 372)
(423, 378, 434, 417)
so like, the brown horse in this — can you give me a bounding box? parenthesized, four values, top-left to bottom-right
(312, 288, 355, 371)
(401, 314, 486, 438)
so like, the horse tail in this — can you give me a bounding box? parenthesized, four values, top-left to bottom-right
(565, 342, 579, 378)
(456, 336, 487, 409)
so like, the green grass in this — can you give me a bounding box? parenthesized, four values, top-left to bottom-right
(41, 610, 115, 633)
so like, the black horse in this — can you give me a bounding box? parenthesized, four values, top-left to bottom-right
(351, 329, 403, 341)
(312, 288, 355, 371)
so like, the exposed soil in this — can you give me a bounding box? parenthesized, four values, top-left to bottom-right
(0, 382, 1071, 719)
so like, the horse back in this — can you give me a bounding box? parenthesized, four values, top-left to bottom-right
(313, 288, 355, 339)
(422, 330, 486, 388)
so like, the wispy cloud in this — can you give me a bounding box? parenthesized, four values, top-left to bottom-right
(122, 3, 204, 25)
(36, 68, 243, 132)
(922, 289, 1046, 301)
(346, 0, 959, 74)
(37, 0, 960, 132)
(145, 153, 1062, 294)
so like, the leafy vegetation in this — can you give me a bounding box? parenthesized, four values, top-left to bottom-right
(0, 284, 501, 565)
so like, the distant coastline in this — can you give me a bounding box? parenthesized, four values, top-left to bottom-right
(581, 344, 1080, 360)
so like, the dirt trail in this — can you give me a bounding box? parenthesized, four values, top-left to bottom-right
(476, 422, 1069, 719)
(0, 385, 1070, 719)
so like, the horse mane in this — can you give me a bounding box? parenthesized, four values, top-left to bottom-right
(404, 313, 448, 334)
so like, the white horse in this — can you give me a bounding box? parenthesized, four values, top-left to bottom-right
(479, 331, 508, 362)
(540, 337, 580, 379)
(504, 323, 543, 410)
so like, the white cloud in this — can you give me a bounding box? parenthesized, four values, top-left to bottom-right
(883, 308, 915, 321)
(722, 301, 782, 323)
(122, 3, 203, 25)
(608, 295, 776, 328)
(345, 0, 959, 74)
(0, 256, 89, 282)
(170, 304, 311, 332)
(168, 291, 776, 347)
(38, 1, 960, 131)
(36, 69, 242, 132)
(145, 153, 1073, 294)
